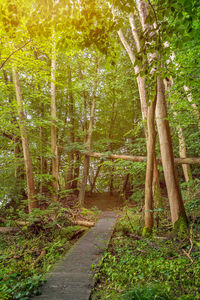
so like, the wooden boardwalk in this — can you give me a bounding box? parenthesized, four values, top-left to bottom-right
(32, 212, 117, 300)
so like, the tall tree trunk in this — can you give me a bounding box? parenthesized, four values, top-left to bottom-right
(173, 113, 192, 183)
(108, 97, 117, 196)
(33, 52, 47, 195)
(122, 174, 130, 198)
(110, 167, 114, 196)
(65, 65, 75, 191)
(78, 63, 88, 143)
(39, 103, 46, 194)
(156, 77, 187, 227)
(3, 70, 22, 180)
(78, 57, 98, 205)
(71, 151, 80, 195)
(90, 158, 103, 194)
(51, 46, 59, 201)
(12, 68, 37, 212)
(177, 127, 192, 183)
(153, 156, 162, 227)
(143, 96, 157, 234)
(118, 13, 162, 230)
(134, 1, 187, 227)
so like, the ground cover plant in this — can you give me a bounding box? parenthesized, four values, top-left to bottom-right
(0, 203, 99, 300)
(92, 185, 200, 300)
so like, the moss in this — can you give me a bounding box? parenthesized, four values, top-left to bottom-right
(142, 226, 152, 237)
(173, 215, 189, 235)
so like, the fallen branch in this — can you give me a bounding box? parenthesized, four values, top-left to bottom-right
(182, 249, 194, 264)
(31, 250, 46, 267)
(85, 151, 200, 165)
(71, 220, 94, 227)
(0, 227, 20, 233)
(182, 226, 194, 264)
(70, 228, 86, 240)
(0, 216, 29, 226)
(0, 215, 94, 229)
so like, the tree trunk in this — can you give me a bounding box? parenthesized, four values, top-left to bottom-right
(90, 158, 103, 194)
(110, 167, 114, 196)
(118, 15, 162, 229)
(39, 102, 46, 195)
(12, 68, 37, 212)
(78, 57, 98, 205)
(34, 52, 47, 196)
(65, 65, 75, 191)
(78, 98, 95, 204)
(177, 122, 192, 183)
(86, 151, 200, 164)
(51, 46, 59, 201)
(156, 77, 187, 227)
(122, 174, 130, 199)
(143, 97, 157, 234)
(71, 151, 80, 195)
(78, 63, 88, 143)
(3, 70, 24, 182)
(153, 156, 162, 227)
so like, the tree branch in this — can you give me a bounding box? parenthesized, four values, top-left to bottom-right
(0, 40, 32, 70)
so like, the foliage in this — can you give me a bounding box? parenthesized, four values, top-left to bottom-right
(92, 205, 200, 300)
(0, 204, 87, 299)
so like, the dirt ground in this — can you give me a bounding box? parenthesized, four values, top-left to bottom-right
(84, 192, 125, 211)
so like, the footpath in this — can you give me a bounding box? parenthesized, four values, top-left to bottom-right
(33, 211, 117, 300)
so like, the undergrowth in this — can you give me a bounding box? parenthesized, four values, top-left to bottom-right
(92, 195, 200, 300)
(0, 202, 99, 300)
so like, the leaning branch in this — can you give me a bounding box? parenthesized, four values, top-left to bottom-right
(85, 151, 200, 165)
(0, 40, 32, 70)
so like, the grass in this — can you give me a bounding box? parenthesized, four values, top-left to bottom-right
(91, 203, 200, 300)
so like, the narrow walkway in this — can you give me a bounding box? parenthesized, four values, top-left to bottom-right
(33, 212, 117, 300)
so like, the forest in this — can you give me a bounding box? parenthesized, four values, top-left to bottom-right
(0, 0, 200, 299)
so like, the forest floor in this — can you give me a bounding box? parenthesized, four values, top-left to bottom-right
(0, 198, 101, 300)
(84, 192, 125, 211)
(91, 202, 200, 300)
(1, 190, 200, 300)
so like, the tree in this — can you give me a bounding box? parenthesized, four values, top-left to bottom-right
(79, 55, 98, 205)
(12, 68, 37, 212)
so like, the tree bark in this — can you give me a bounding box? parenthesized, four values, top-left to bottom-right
(119, 12, 162, 229)
(156, 77, 187, 226)
(144, 97, 157, 233)
(12, 68, 37, 212)
(65, 65, 75, 191)
(90, 158, 103, 194)
(122, 174, 130, 198)
(86, 151, 200, 165)
(176, 119, 192, 183)
(39, 102, 46, 194)
(51, 45, 59, 201)
(71, 151, 80, 194)
(78, 57, 98, 205)
(78, 63, 88, 143)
